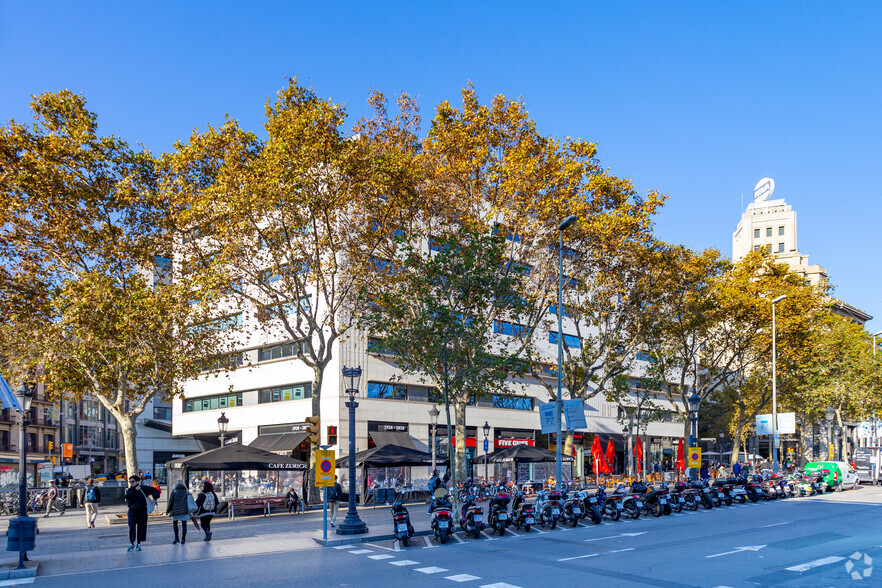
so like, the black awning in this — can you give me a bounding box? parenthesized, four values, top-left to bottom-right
(166, 442, 308, 471)
(369, 431, 416, 449)
(338, 444, 446, 467)
(479, 444, 574, 464)
(249, 432, 309, 452)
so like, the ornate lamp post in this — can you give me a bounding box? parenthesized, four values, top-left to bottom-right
(428, 406, 440, 473)
(337, 366, 368, 535)
(622, 426, 631, 477)
(217, 412, 229, 447)
(9, 384, 35, 569)
(555, 214, 577, 490)
(687, 392, 701, 480)
(482, 421, 491, 482)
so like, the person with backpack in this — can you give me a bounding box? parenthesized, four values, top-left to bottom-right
(124, 475, 160, 552)
(166, 480, 192, 544)
(84, 478, 101, 528)
(195, 480, 218, 541)
(328, 476, 342, 527)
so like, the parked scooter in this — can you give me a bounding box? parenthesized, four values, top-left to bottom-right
(561, 490, 581, 528)
(429, 489, 455, 544)
(710, 479, 734, 506)
(576, 490, 603, 524)
(593, 487, 621, 521)
(391, 492, 414, 546)
(535, 489, 563, 529)
(460, 495, 485, 539)
(488, 486, 511, 536)
(674, 481, 701, 511)
(511, 491, 536, 532)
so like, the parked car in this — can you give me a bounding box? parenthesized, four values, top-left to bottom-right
(804, 461, 859, 491)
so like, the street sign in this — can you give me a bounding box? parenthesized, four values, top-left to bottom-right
(688, 447, 702, 468)
(539, 402, 559, 434)
(829, 444, 835, 460)
(315, 450, 335, 487)
(756, 413, 796, 435)
(563, 399, 587, 430)
(61, 443, 73, 459)
(483, 439, 489, 452)
(774, 433, 781, 448)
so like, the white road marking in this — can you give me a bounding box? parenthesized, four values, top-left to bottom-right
(785, 556, 846, 572)
(584, 531, 646, 542)
(608, 548, 635, 554)
(423, 536, 436, 548)
(0, 580, 34, 586)
(368, 542, 396, 552)
(349, 549, 374, 554)
(480, 531, 497, 540)
(505, 528, 521, 537)
(368, 554, 395, 560)
(416, 566, 448, 574)
(389, 559, 419, 566)
(452, 533, 467, 544)
(480, 583, 523, 588)
(706, 545, 766, 559)
(332, 545, 354, 550)
(760, 521, 791, 528)
(446, 574, 482, 582)
(557, 525, 572, 531)
(558, 553, 599, 561)
(533, 528, 548, 534)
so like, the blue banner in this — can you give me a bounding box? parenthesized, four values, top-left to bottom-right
(0, 372, 23, 412)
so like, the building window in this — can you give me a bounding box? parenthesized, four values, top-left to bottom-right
(183, 392, 244, 412)
(367, 382, 408, 400)
(766, 227, 772, 237)
(80, 400, 100, 422)
(492, 395, 533, 411)
(105, 429, 118, 449)
(753, 245, 760, 252)
(549, 304, 575, 318)
(778, 226, 785, 236)
(258, 383, 311, 403)
(549, 332, 580, 348)
(257, 340, 310, 362)
(367, 337, 399, 356)
(494, 320, 527, 337)
(777, 242, 784, 253)
(153, 406, 172, 420)
(754, 228, 760, 239)
(199, 352, 244, 373)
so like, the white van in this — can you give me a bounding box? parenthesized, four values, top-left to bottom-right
(805, 461, 860, 491)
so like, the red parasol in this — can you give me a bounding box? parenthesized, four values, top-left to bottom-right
(604, 439, 615, 474)
(676, 438, 685, 472)
(633, 436, 643, 473)
(591, 435, 604, 475)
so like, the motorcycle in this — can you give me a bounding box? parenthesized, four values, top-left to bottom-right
(488, 487, 511, 536)
(667, 484, 686, 513)
(535, 489, 563, 529)
(594, 487, 621, 521)
(429, 489, 455, 544)
(710, 479, 734, 506)
(391, 493, 414, 546)
(460, 495, 485, 539)
(560, 490, 581, 528)
(511, 491, 536, 532)
(576, 490, 602, 524)
(674, 481, 700, 511)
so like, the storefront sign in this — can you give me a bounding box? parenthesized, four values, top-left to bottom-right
(368, 421, 408, 432)
(495, 438, 534, 448)
(260, 422, 309, 434)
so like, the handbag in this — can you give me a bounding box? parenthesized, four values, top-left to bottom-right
(140, 489, 156, 515)
(187, 493, 197, 515)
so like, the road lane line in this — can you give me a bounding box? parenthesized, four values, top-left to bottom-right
(558, 553, 599, 562)
(480, 584, 523, 588)
(389, 560, 419, 566)
(786, 556, 846, 572)
(367, 542, 396, 552)
(452, 533, 467, 544)
(423, 536, 436, 548)
(368, 554, 395, 560)
(759, 521, 791, 528)
(608, 548, 635, 554)
(416, 566, 448, 574)
(446, 574, 482, 582)
(505, 528, 522, 537)
(480, 531, 497, 540)
(349, 549, 373, 554)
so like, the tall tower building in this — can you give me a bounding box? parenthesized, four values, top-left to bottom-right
(732, 178, 828, 287)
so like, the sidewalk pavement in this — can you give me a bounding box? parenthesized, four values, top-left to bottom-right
(0, 499, 437, 578)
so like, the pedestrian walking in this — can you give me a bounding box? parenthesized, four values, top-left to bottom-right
(124, 475, 160, 552)
(43, 481, 64, 518)
(195, 481, 218, 541)
(285, 487, 299, 516)
(699, 463, 709, 481)
(84, 478, 101, 528)
(166, 480, 191, 544)
(441, 470, 450, 488)
(732, 461, 742, 476)
(328, 476, 342, 527)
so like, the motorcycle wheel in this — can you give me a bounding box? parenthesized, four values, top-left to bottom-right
(673, 502, 682, 513)
(571, 515, 579, 528)
(749, 492, 758, 503)
(524, 524, 530, 532)
(702, 496, 713, 509)
(688, 498, 698, 511)
(550, 518, 557, 529)
(652, 502, 662, 517)
(589, 507, 602, 524)
(400, 536, 409, 547)
(498, 523, 506, 536)
(608, 506, 620, 521)
(663, 503, 672, 515)
(738, 495, 746, 503)
(723, 496, 733, 506)
(712, 496, 722, 507)
(472, 528, 481, 538)
(439, 529, 449, 544)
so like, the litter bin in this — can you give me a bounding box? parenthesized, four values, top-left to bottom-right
(7, 517, 36, 552)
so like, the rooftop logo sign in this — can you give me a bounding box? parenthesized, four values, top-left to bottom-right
(753, 177, 775, 202)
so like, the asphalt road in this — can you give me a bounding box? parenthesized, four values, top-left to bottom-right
(24, 485, 882, 588)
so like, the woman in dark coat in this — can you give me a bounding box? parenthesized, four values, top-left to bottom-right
(124, 475, 160, 551)
(166, 480, 191, 544)
(195, 480, 219, 541)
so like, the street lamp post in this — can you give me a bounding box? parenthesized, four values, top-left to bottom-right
(622, 426, 631, 477)
(482, 421, 491, 483)
(337, 366, 368, 535)
(428, 406, 440, 473)
(9, 384, 35, 569)
(770, 294, 787, 474)
(749, 423, 757, 472)
(873, 331, 881, 447)
(555, 214, 577, 490)
(688, 392, 701, 481)
(217, 412, 229, 496)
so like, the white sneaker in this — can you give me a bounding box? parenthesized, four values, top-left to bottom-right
(331, 522, 336, 527)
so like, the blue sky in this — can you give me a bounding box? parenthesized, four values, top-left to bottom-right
(2, 2, 880, 332)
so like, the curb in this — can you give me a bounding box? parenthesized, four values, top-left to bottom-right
(314, 529, 434, 547)
(0, 562, 39, 580)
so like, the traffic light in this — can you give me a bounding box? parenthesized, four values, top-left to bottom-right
(305, 416, 320, 444)
(48, 441, 54, 452)
(327, 425, 338, 446)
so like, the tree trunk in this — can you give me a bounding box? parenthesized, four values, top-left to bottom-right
(118, 412, 138, 479)
(454, 401, 467, 487)
(563, 430, 574, 466)
(731, 422, 743, 466)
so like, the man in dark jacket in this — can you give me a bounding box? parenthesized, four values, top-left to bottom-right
(124, 475, 160, 551)
(328, 476, 342, 527)
(84, 478, 101, 528)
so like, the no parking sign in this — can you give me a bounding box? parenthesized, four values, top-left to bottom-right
(687, 447, 702, 468)
(315, 450, 335, 487)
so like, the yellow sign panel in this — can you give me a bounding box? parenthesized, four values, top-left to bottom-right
(62, 443, 73, 458)
(687, 447, 702, 468)
(315, 449, 335, 487)
(828, 443, 835, 460)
